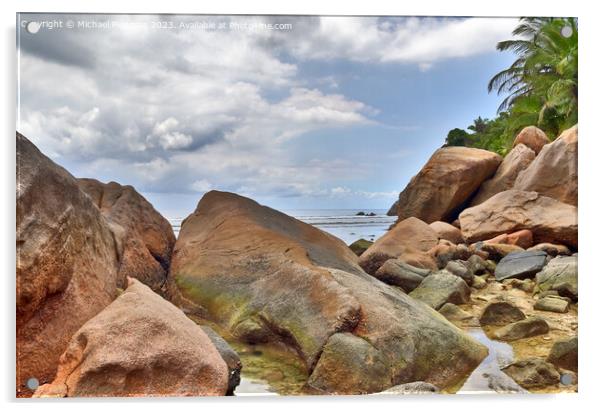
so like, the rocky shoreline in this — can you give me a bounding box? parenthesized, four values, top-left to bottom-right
(16, 124, 577, 397)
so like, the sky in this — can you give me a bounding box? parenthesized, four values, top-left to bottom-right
(17, 14, 518, 218)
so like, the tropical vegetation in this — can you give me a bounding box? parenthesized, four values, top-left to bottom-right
(446, 17, 578, 155)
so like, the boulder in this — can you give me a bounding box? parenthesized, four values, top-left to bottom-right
(386, 200, 399, 216)
(428, 241, 474, 269)
(429, 221, 463, 244)
(444, 260, 474, 285)
(466, 254, 488, 276)
(479, 301, 526, 326)
(460, 190, 577, 248)
(375, 382, 439, 395)
(534, 296, 570, 313)
(373, 260, 431, 292)
(547, 337, 577, 372)
(78, 179, 176, 292)
(535, 255, 578, 301)
(494, 250, 548, 281)
(483, 230, 533, 249)
(409, 272, 471, 310)
(503, 278, 535, 293)
(348, 238, 373, 257)
(528, 243, 571, 257)
(502, 358, 560, 389)
(200, 326, 242, 395)
(471, 144, 536, 205)
(512, 126, 550, 154)
(33, 279, 229, 397)
(395, 146, 502, 223)
(359, 217, 438, 274)
(493, 317, 549, 341)
(16, 133, 120, 395)
(514, 125, 578, 206)
(170, 191, 488, 394)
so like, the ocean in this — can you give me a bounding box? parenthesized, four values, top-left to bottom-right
(168, 209, 396, 245)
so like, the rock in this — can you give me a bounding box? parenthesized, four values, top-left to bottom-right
(479, 301, 526, 326)
(514, 125, 577, 206)
(16, 133, 120, 395)
(507, 230, 534, 249)
(502, 358, 560, 389)
(373, 259, 431, 292)
(493, 317, 549, 341)
(528, 243, 571, 257)
(170, 191, 488, 394)
(395, 146, 502, 223)
(504, 278, 535, 293)
(535, 255, 578, 301)
(439, 303, 474, 322)
(356, 211, 366, 216)
(359, 217, 438, 274)
(429, 221, 463, 244)
(349, 238, 373, 257)
(494, 250, 548, 281)
(472, 275, 487, 290)
(409, 271, 471, 310)
(471, 144, 536, 205)
(480, 243, 525, 261)
(534, 296, 570, 313)
(428, 241, 475, 269)
(547, 337, 577, 372)
(78, 179, 176, 293)
(512, 126, 550, 154)
(200, 326, 242, 395)
(375, 382, 439, 394)
(386, 200, 399, 216)
(466, 254, 488, 276)
(307, 332, 390, 394)
(33, 279, 229, 397)
(459, 190, 578, 248)
(444, 260, 474, 285)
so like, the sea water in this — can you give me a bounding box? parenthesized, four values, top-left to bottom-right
(169, 209, 396, 245)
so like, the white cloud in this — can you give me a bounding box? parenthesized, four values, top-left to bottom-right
(190, 179, 213, 193)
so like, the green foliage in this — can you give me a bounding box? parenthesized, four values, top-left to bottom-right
(446, 17, 577, 156)
(445, 128, 471, 147)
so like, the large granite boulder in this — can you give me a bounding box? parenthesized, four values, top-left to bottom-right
(78, 179, 176, 292)
(512, 126, 550, 154)
(373, 260, 431, 292)
(514, 125, 577, 206)
(459, 190, 577, 248)
(16, 133, 120, 395)
(494, 250, 548, 281)
(395, 147, 501, 223)
(535, 255, 578, 301)
(471, 144, 536, 206)
(34, 279, 229, 397)
(429, 221, 463, 244)
(409, 272, 471, 310)
(358, 217, 438, 275)
(386, 200, 399, 216)
(170, 191, 488, 394)
(200, 325, 242, 395)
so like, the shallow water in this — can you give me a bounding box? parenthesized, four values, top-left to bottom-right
(457, 328, 525, 394)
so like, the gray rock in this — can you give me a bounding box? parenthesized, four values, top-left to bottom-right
(547, 337, 577, 372)
(444, 260, 474, 286)
(534, 296, 569, 313)
(480, 301, 526, 326)
(494, 250, 548, 281)
(535, 255, 577, 301)
(409, 271, 471, 310)
(502, 358, 560, 388)
(375, 381, 439, 395)
(493, 317, 549, 341)
(200, 325, 242, 395)
(374, 259, 431, 292)
(466, 254, 488, 276)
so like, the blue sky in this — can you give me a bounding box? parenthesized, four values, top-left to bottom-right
(17, 15, 518, 217)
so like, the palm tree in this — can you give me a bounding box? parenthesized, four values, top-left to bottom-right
(488, 17, 578, 137)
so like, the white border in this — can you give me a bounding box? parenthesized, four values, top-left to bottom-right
(2, 1, 600, 411)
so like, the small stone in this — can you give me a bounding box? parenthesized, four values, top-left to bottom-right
(480, 301, 526, 326)
(502, 358, 560, 389)
(493, 317, 549, 341)
(534, 296, 569, 313)
(547, 337, 577, 372)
